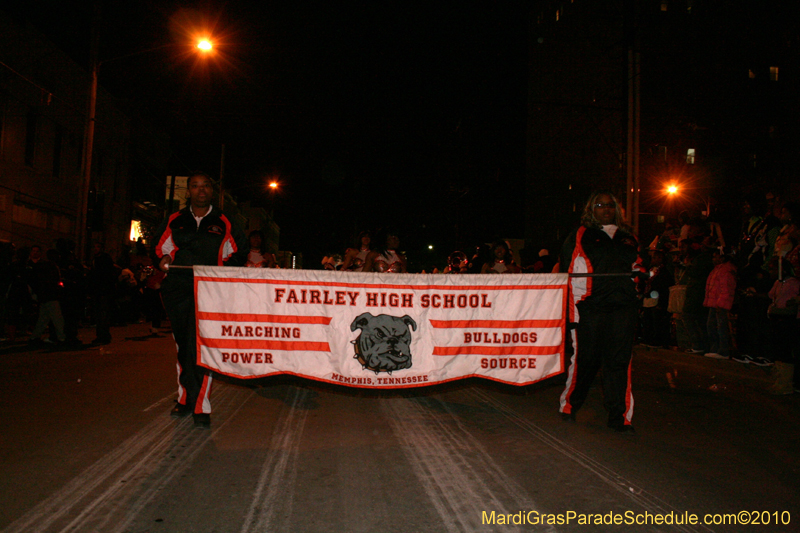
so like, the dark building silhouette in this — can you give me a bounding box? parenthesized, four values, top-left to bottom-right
(526, 0, 800, 246)
(0, 10, 168, 255)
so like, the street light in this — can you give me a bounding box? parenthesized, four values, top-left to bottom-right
(76, 31, 215, 260)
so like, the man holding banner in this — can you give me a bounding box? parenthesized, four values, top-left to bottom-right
(559, 191, 644, 434)
(154, 172, 248, 429)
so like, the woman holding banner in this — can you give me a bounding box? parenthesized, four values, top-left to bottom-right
(558, 191, 644, 434)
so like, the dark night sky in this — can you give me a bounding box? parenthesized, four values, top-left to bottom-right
(9, 1, 530, 267)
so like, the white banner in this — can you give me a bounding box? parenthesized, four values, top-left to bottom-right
(194, 267, 568, 388)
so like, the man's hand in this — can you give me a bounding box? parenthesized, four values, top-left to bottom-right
(159, 255, 172, 272)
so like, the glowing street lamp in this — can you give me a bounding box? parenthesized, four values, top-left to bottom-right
(77, 31, 216, 259)
(667, 184, 679, 195)
(269, 181, 279, 190)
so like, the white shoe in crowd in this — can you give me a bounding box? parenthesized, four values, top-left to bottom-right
(704, 352, 728, 360)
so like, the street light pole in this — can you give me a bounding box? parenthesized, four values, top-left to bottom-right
(219, 144, 226, 211)
(75, 20, 215, 261)
(76, 1, 101, 262)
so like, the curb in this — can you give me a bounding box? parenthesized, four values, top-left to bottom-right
(634, 345, 774, 390)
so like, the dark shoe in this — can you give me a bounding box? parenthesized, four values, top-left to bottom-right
(193, 413, 211, 429)
(560, 412, 576, 423)
(608, 421, 636, 434)
(170, 403, 192, 418)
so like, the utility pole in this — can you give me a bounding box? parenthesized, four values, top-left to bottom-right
(219, 144, 226, 211)
(625, 0, 641, 235)
(77, 0, 101, 262)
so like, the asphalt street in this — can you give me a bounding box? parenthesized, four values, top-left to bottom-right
(1, 322, 798, 533)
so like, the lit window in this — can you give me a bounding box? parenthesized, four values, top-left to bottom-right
(130, 220, 144, 241)
(686, 148, 696, 165)
(556, 9, 560, 21)
(770, 66, 779, 81)
(749, 69, 756, 79)
(661, 2, 668, 11)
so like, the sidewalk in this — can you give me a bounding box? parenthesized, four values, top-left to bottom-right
(0, 321, 173, 357)
(634, 344, 774, 391)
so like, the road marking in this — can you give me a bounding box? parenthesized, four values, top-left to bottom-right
(383, 395, 556, 533)
(240, 386, 310, 533)
(1, 384, 253, 533)
(468, 388, 712, 533)
(142, 392, 176, 412)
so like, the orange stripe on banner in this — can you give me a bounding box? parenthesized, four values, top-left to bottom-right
(432, 346, 559, 356)
(429, 319, 563, 328)
(197, 312, 331, 324)
(200, 337, 330, 351)
(194, 275, 564, 292)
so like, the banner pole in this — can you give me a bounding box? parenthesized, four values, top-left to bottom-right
(171, 265, 635, 277)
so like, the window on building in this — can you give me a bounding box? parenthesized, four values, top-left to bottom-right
(25, 108, 37, 167)
(661, 2, 668, 11)
(770, 66, 779, 81)
(686, 148, 696, 164)
(0, 97, 5, 158)
(130, 220, 144, 242)
(51, 214, 73, 234)
(74, 134, 83, 173)
(13, 204, 47, 228)
(53, 125, 63, 178)
(749, 69, 756, 79)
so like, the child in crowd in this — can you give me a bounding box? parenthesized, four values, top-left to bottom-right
(702, 249, 736, 359)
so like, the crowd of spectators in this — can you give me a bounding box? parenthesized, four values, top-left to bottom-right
(0, 238, 167, 347)
(639, 193, 800, 395)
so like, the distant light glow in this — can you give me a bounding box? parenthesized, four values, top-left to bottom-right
(269, 181, 279, 189)
(667, 185, 678, 195)
(130, 220, 144, 241)
(428, 245, 434, 250)
(197, 39, 213, 51)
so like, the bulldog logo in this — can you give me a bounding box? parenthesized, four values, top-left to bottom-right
(350, 313, 417, 374)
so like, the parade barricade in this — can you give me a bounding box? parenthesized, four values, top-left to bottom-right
(189, 266, 569, 388)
